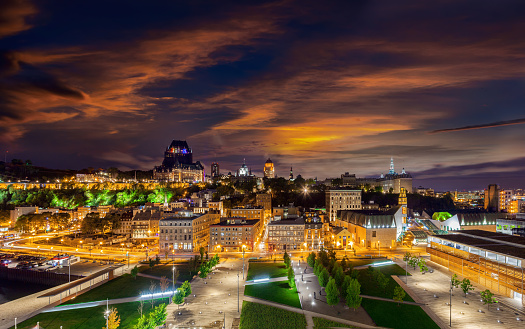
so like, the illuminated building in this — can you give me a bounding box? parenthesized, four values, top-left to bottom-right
(326, 188, 362, 222)
(255, 193, 272, 219)
(427, 230, 525, 306)
(209, 217, 262, 252)
(238, 159, 250, 177)
(159, 210, 220, 252)
(263, 158, 275, 178)
(211, 162, 220, 178)
(336, 207, 404, 248)
(304, 217, 324, 250)
(268, 217, 305, 251)
(289, 166, 293, 180)
(484, 184, 499, 212)
(231, 206, 264, 221)
(377, 158, 412, 193)
(153, 140, 204, 183)
(499, 189, 514, 212)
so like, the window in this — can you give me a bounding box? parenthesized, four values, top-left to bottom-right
(372, 231, 377, 237)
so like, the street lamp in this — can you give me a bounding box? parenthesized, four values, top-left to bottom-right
(104, 298, 110, 329)
(172, 265, 176, 297)
(449, 279, 452, 327)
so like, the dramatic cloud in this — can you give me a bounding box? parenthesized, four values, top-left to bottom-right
(1, 0, 525, 189)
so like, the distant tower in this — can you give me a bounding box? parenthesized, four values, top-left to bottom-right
(389, 157, 395, 175)
(484, 184, 499, 212)
(264, 158, 275, 178)
(211, 162, 220, 177)
(289, 166, 294, 180)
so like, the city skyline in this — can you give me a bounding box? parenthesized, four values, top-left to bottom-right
(1, 1, 525, 191)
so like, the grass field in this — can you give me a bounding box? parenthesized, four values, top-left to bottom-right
(361, 299, 439, 329)
(358, 264, 414, 302)
(11, 300, 163, 329)
(139, 262, 195, 282)
(63, 274, 166, 305)
(239, 301, 306, 329)
(246, 262, 288, 281)
(244, 281, 301, 308)
(313, 317, 353, 328)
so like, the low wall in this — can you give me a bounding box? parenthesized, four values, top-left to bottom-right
(0, 267, 83, 286)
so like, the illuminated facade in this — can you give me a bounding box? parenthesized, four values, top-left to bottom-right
(263, 158, 275, 178)
(209, 217, 262, 252)
(238, 159, 250, 177)
(153, 140, 205, 183)
(326, 188, 362, 222)
(268, 217, 305, 251)
(159, 211, 220, 252)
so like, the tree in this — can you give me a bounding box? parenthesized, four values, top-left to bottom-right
(181, 280, 192, 297)
(149, 303, 167, 327)
(325, 278, 339, 306)
(341, 275, 352, 299)
(307, 252, 316, 267)
(376, 271, 389, 292)
(283, 251, 290, 268)
(403, 252, 412, 262)
(451, 274, 460, 290)
(334, 266, 345, 286)
(460, 278, 474, 297)
(346, 278, 362, 311)
(137, 293, 145, 318)
(131, 265, 139, 280)
(319, 268, 330, 287)
(149, 258, 155, 268)
(418, 258, 428, 274)
(480, 289, 497, 310)
(199, 246, 205, 260)
(105, 307, 120, 329)
(159, 276, 170, 302)
(149, 281, 157, 307)
(408, 257, 418, 270)
(313, 259, 321, 276)
(287, 266, 296, 288)
(393, 286, 406, 306)
(155, 254, 160, 265)
(341, 256, 348, 271)
(172, 289, 184, 309)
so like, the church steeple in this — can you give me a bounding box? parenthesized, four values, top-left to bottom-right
(389, 157, 395, 175)
(289, 166, 294, 180)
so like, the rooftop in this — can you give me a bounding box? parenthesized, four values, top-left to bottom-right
(434, 230, 525, 260)
(269, 217, 305, 225)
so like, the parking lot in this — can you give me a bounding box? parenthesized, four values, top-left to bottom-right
(0, 252, 120, 276)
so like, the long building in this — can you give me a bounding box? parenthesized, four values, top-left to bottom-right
(209, 217, 262, 252)
(158, 211, 220, 252)
(427, 230, 525, 306)
(268, 217, 305, 251)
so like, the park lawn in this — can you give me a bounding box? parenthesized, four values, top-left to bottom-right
(358, 264, 414, 302)
(246, 262, 288, 281)
(239, 301, 306, 329)
(361, 299, 439, 329)
(139, 262, 195, 282)
(345, 258, 383, 268)
(11, 300, 164, 329)
(63, 274, 163, 305)
(313, 317, 354, 328)
(244, 281, 301, 308)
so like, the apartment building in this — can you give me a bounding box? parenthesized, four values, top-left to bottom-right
(159, 211, 220, 252)
(231, 206, 264, 221)
(326, 188, 362, 222)
(268, 217, 305, 251)
(209, 217, 262, 252)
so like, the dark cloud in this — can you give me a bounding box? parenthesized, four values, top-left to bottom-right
(430, 118, 525, 134)
(0, 0, 36, 38)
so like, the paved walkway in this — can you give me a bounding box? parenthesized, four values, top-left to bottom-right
(137, 272, 184, 284)
(165, 258, 245, 329)
(244, 273, 316, 285)
(392, 259, 525, 329)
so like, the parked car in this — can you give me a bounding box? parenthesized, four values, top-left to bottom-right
(0, 259, 11, 265)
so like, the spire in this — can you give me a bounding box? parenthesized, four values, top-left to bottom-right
(389, 157, 395, 175)
(289, 166, 294, 180)
(401, 167, 406, 174)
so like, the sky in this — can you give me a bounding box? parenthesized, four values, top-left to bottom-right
(1, 0, 524, 191)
